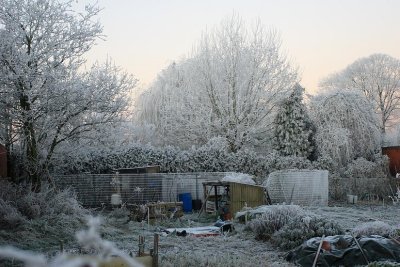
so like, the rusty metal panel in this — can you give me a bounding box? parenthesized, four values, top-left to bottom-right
(382, 146, 400, 177)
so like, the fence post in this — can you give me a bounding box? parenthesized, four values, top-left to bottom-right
(152, 234, 159, 267)
(92, 174, 97, 207)
(196, 174, 199, 200)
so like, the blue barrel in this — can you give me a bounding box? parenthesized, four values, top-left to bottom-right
(178, 193, 192, 213)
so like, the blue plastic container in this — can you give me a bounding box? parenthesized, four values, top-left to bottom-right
(178, 193, 192, 213)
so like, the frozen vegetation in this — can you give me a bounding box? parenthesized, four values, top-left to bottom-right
(1, 0, 400, 266)
(0, 183, 295, 266)
(2, 182, 400, 267)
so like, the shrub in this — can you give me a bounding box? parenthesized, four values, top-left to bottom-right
(271, 214, 344, 249)
(244, 205, 343, 249)
(342, 156, 388, 179)
(245, 205, 305, 240)
(0, 199, 26, 229)
(108, 207, 130, 219)
(0, 180, 89, 250)
(51, 142, 313, 180)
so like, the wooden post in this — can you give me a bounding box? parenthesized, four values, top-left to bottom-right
(198, 185, 213, 219)
(152, 234, 159, 267)
(214, 185, 218, 216)
(312, 235, 325, 267)
(147, 206, 150, 229)
(351, 234, 369, 265)
(138, 236, 145, 256)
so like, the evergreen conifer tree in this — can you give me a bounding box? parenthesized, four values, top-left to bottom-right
(273, 84, 316, 159)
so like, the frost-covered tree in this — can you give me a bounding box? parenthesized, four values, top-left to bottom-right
(0, 0, 136, 188)
(273, 84, 315, 159)
(135, 15, 299, 152)
(135, 61, 212, 147)
(309, 90, 381, 167)
(320, 54, 400, 133)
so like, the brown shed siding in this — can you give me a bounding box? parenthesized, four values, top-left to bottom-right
(382, 146, 400, 177)
(0, 144, 7, 178)
(229, 182, 265, 215)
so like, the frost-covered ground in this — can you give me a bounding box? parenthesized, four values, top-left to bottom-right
(95, 211, 294, 267)
(92, 202, 400, 266)
(2, 201, 400, 266)
(305, 202, 400, 232)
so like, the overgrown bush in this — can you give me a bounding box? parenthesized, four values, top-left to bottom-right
(0, 180, 89, 250)
(0, 199, 26, 229)
(108, 207, 130, 219)
(244, 205, 343, 249)
(271, 214, 344, 249)
(245, 205, 305, 240)
(51, 142, 313, 179)
(48, 140, 390, 201)
(342, 156, 388, 179)
(314, 155, 390, 199)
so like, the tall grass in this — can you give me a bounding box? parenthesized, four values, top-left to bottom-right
(0, 180, 89, 251)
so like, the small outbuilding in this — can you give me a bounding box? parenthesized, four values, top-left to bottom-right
(202, 181, 266, 220)
(382, 146, 400, 177)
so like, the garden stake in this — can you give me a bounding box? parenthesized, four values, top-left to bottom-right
(390, 237, 400, 246)
(312, 234, 325, 267)
(351, 234, 369, 265)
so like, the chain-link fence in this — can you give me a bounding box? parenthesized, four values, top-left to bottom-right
(53, 172, 233, 207)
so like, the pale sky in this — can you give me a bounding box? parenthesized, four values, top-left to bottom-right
(78, 0, 400, 94)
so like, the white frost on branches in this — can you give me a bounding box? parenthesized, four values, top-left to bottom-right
(0, 0, 136, 185)
(309, 90, 381, 167)
(320, 53, 400, 133)
(273, 84, 315, 158)
(135, 15, 298, 152)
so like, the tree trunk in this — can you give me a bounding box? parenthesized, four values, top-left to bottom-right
(25, 121, 41, 191)
(19, 90, 42, 190)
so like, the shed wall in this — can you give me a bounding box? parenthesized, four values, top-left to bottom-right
(229, 182, 265, 215)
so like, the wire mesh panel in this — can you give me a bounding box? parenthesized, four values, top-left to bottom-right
(53, 172, 233, 207)
(266, 170, 329, 206)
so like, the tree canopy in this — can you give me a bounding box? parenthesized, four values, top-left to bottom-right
(0, 0, 136, 188)
(320, 53, 400, 133)
(309, 90, 381, 168)
(135, 15, 298, 152)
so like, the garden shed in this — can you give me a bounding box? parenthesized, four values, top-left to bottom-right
(202, 181, 266, 219)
